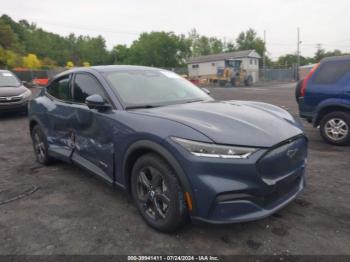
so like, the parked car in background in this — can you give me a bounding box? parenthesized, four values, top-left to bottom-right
(296, 55, 350, 145)
(29, 65, 307, 232)
(0, 70, 32, 113)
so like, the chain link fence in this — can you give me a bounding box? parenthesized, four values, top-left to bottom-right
(11, 68, 66, 82)
(167, 67, 298, 82)
(259, 68, 297, 82)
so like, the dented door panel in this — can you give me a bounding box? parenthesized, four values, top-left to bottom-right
(71, 105, 115, 183)
(46, 100, 76, 159)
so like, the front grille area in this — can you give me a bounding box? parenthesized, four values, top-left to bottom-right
(0, 96, 22, 103)
(257, 136, 307, 181)
(215, 175, 302, 205)
(255, 175, 302, 208)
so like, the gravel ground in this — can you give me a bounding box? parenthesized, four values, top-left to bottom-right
(0, 83, 349, 255)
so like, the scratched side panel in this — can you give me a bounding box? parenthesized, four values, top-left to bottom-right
(72, 106, 118, 183)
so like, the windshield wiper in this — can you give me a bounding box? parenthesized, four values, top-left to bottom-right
(184, 99, 204, 104)
(125, 105, 160, 110)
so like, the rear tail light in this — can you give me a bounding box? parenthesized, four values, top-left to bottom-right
(300, 63, 320, 97)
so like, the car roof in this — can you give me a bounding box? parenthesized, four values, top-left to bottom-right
(321, 55, 350, 63)
(91, 65, 161, 72)
(53, 65, 163, 80)
(64, 65, 161, 74)
(0, 69, 11, 73)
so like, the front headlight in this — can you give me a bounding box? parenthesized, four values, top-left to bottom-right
(172, 137, 258, 159)
(20, 89, 32, 99)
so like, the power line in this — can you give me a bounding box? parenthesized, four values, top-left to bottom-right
(16, 16, 142, 36)
(322, 37, 350, 44)
(9, 15, 350, 57)
(263, 30, 266, 74)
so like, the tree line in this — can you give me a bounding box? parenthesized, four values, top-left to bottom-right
(0, 14, 347, 70)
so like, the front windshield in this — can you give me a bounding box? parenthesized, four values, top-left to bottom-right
(0, 71, 21, 87)
(104, 69, 211, 107)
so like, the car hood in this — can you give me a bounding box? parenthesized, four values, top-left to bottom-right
(0, 85, 27, 96)
(132, 100, 304, 147)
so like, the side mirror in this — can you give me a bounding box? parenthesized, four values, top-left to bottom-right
(201, 87, 210, 94)
(22, 81, 27, 86)
(85, 94, 111, 111)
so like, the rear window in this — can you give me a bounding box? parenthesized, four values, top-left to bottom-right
(46, 75, 72, 101)
(313, 60, 350, 84)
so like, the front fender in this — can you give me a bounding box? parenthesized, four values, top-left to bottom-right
(28, 115, 46, 135)
(122, 139, 196, 213)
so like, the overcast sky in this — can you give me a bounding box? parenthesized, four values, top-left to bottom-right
(2, 0, 350, 59)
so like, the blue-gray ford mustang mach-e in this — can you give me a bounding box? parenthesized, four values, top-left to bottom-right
(28, 65, 307, 232)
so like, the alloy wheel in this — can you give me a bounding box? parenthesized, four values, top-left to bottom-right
(324, 118, 349, 141)
(136, 166, 170, 221)
(33, 131, 46, 163)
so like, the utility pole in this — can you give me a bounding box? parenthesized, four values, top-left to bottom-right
(296, 27, 301, 81)
(263, 30, 266, 80)
(316, 43, 322, 51)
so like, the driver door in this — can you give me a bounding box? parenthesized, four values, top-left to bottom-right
(70, 72, 115, 183)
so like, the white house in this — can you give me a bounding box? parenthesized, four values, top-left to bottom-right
(187, 50, 261, 83)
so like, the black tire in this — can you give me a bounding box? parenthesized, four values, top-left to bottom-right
(219, 80, 227, 87)
(295, 80, 303, 102)
(230, 77, 236, 87)
(22, 108, 28, 116)
(319, 111, 350, 146)
(31, 125, 54, 165)
(244, 75, 253, 86)
(131, 153, 188, 233)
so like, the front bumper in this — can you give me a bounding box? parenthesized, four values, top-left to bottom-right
(0, 100, 28, 112)
(166, 135, 307, 224)
(192, 174, 304, 224)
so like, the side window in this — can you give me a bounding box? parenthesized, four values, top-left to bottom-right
(46, 75, 71, 101)
(313, 60, 350, 85)
(73, 74, 107, 104)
